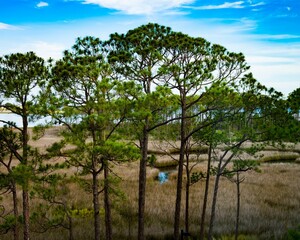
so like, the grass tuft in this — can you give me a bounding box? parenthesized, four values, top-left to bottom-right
(259, 153, 299, 163)
(153, 160, 178, 169)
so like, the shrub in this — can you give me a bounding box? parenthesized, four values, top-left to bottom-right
(259, 153, 299, 163)
(286, 225, 300, 240)
(153, 160, 178, 169)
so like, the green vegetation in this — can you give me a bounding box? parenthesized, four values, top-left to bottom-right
(152, 159, 178, 169)
(0, 23, 299, 240)
(286, 225, 300, 240)
(259, 153, 299, 163)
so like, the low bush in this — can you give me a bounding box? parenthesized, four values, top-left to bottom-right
(259, 153, 299, 163)
(216, 234, 258, 240)
(285, 225, 300, 240)
(153, 160, 178, 169)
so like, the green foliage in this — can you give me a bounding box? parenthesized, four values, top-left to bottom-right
(30, 204, 65, 231)
(259, 153, 299, 163)
(0, 23, 299, 239)
(11, 164, 35, 189)
(70, 208, 94, 218)
(45, 140, 66, 157)
(147, 154, 157, 167)
(0, 52, 47, 116)
(286, 225, 300, 240)
(216, 234, 258, 240)
(153, 159, 178, 169)
(0, 173, 11, 189)
(287, 88, 300, 114)
(0, 126, 22, 167)
(221, 160, 260, 180)
(95, 140, 140, 162)
(233, 159, 260, 172)
(191, 171, 206, 184)
(32, 125, 47, 140)
(0, 215, 16, 234)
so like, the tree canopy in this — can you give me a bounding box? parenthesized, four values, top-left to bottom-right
(0, 23, 298, 240)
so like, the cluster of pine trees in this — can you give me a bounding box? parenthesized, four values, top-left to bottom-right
(0, 23, 299, 240)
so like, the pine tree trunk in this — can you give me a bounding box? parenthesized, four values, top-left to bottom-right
(199, 143, 212, 240)
(185, 178, 190, 234)
(174, 150, 184, 240)
(235, 173, 241, 240)
(185, 159, 190, 234)
(68, 215, 74, 240)
(92, 172, 101, 240)
(208, 172, 221, 240)
(104, 163, 112, 240)
(138, 124, 148, 240)
(12, 181, 19, 240)
(22, 190, 30, 240)
(22, 115, 30, 240)
(174, 104, 186, 240)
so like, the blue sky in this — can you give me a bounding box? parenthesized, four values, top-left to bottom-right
(0, 0, 299, 96)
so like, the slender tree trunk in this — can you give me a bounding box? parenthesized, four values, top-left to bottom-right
(174, 149, 185, 240)
(138, 123, 149, 240)
(199, 143, 212, 240)
(12, 181, 19, 240)
(185, 176, 190, 234)
(207, 172, 221, 240)
(185, 158, 190, 234)
(92, 171, 101, 240)
(235, 173, 241, 240)
(68, 215, 74, 240)
(174, 105, 186, 240)
(22, 115, 30, 240)
(104, 163, 112, 240)
(22, 190, 30, 240)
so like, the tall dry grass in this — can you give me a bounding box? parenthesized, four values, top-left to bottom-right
(1, 161, 299, 239)
(108, 161, 300, 240)
(1, 128, 299, 239)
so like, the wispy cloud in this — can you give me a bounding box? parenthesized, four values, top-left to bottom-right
(0, 22, 12, 30)
(36, 2, 49, 8)
(256, 34, 300, 40)
(250, 2, 265, 7)
(0, 22, 19, 30)
(13, 41, 64, 59)
(162, 10, 191, 16)
(192, 1, 245, 10)
(81, 0, 195, 15)
(189, 1, 265, 10)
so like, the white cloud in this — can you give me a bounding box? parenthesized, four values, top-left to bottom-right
(250, 2, 265, 7)
(190, 1, 265, 10)
(241, 41, 300, 96)
(81, 0, 195, 15)
(11, 41, 64, 60)
(0, 14, 298, 96)
(36, 2, 49, 8)
(0, 22, 19, 30)
(249, 61, 300, 95)
(193, 1, 245, 10)
(159, 18, 300, 96)
(161, 10, 191, 16)
(256, 34, 300, 40)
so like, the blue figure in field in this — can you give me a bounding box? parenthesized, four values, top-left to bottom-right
(158, 172, 168, 184)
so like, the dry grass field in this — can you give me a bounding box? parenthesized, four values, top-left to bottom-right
(0, 127, 299, 239)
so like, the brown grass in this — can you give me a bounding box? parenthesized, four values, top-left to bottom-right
(1, 162, 299, 240)
(1, 128, 300, 239)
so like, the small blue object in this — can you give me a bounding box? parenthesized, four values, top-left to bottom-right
(158, 172, 169, 184)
